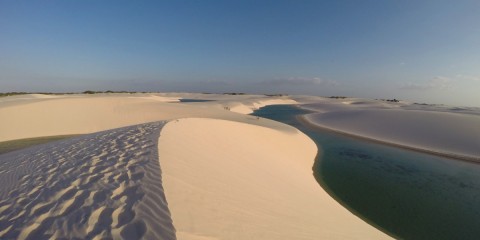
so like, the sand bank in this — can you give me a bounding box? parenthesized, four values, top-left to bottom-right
(228, 98, 297, 114)
(297, 98, 480, 161)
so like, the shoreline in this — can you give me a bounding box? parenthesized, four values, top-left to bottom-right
(297, 114, 480, 164)
(309, 146, 400, 240)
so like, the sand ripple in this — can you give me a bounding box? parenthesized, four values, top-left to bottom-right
(0, 122, 175, 240)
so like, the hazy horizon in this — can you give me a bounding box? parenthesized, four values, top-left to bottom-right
(1, 1, 480, 107)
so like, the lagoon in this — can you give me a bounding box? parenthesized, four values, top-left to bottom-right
(253, 105, 480, 240)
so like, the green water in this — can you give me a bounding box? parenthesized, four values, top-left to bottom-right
(252, 105, 480, 240)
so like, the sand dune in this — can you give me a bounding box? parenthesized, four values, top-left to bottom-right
(130, 95, 180, 102)
(228, 98, 297, 114)
(0, 123, 174, 239)
(0, 93, 295, 142)
(0, 93, 393, 239)
(158, 118, 389, 239)
(0, 117, 389, 239)
(299, 97, 480, 161)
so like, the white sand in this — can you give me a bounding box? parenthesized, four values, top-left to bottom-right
(158, 118, 388, 239)
(0, 123, 175, 239)
(0, 93, 295, 142)
(227, 98, 297, 114)
(0, 93, 392, 239)
(299, 97, 480, 160)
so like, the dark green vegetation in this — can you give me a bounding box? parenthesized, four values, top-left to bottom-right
(0, 135, 81, 155)
(378, 98, 400, 102)
(253, 105, 480, 240)
(222, 92, 246, 95)
(264, 94, 288, 97)
(0, 91, 153, 97)
(0, 92, 39, 97)
(82, 90, 144, 94)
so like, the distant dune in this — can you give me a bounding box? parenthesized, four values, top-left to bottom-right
(299, 97, 480, 161)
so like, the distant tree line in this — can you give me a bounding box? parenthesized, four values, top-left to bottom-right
(377, 98, 400, 102)
(223, 92, 246, 95)
(264, 94, 288, 97)
(0, 92, 74, 97)
(0, 92, 29, 97)
(0, 91, 153, 97)
(82, 90, 145, 94)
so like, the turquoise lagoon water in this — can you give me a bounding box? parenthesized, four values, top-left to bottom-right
(252, 105, 480, 240)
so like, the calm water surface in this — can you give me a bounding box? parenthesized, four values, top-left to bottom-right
(252, 105, 480, 240)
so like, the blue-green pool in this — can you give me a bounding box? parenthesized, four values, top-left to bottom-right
(252, 105, 480, 240)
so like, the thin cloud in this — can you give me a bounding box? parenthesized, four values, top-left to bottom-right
(401, 76, 452, 90)
(261, 77, 338, 86)
(456, 74, 480, 81)
(198, 79, 233, 86)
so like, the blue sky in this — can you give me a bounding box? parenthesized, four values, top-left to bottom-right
(1, 0, 479, 106)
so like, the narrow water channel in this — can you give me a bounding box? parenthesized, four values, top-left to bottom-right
(252, 104, 480, 240)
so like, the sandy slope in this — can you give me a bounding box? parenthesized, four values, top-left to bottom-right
(228, 98, 297, 114)
(158, 118, 390, 239)
(0, 122, 174, 239)
(299, 97, 480, 160)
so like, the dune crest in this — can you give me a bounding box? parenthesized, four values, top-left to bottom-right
(228, 98, 297, 114)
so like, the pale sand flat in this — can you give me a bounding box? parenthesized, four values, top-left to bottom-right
(298, 97, 480, 160)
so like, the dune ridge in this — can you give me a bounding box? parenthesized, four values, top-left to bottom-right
(303, 109, 480, 161)
(295, 97, 480, 161)
(0, 122, 175, 240)
(228, 98, 297, 114)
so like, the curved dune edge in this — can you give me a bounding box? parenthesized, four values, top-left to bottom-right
(158, 118, 390, 239)
(228, 99, 298, 114)
(302, 111, 480, 162)
(295, 97, 480, 161)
